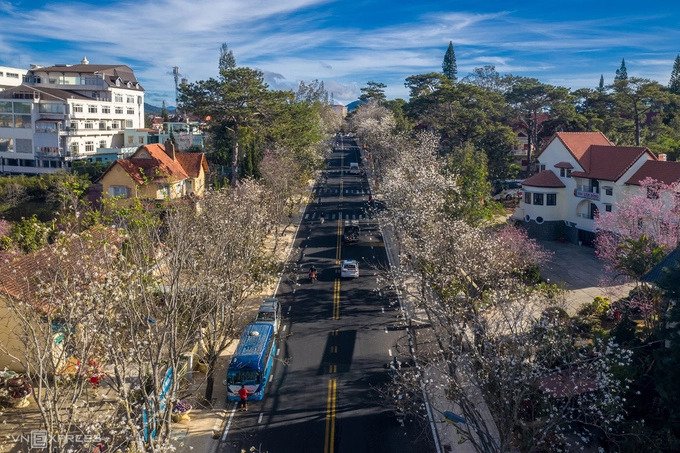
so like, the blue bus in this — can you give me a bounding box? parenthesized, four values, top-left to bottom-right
(226, 322, 276, 401)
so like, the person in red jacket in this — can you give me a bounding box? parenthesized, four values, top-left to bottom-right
(238, 385, 249, 411)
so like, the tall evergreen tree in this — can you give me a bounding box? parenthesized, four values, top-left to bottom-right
(161, 100, 169, 122)
(669, 54, 680, 94)
(615, 58, 628, 81)
(442, 41, 457, 81)
(598, 74, 605, 92)
(219, 42, 236, 72)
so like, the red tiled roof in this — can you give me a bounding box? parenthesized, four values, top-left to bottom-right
(570, 145, 651, 181)
(626, 160, 680, 186)
(522, 170, 566, 188)
(553, 132, 613, 160)
(0, 227, 125, 309)
(108, 144, 189, 185)
(554, 162, 573, 169)
(175, 153, 209, 178)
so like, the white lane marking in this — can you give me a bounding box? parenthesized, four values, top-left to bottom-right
(276, 349, 280, 356)
(282, 325, 287, 332)
(384, 327, 388, 333)
(258, 412, 264, 424)
(221, 402, 239, 441)
(269, 375, 273, 383)
(382, 307, 385, 314)
(388, 349, 393, 357)
(288, 306, 292, 313)
(304, 214, 309, 219)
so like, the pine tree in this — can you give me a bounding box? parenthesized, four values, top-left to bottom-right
(442, 41, 457, 81)
(161, 100, 169, 122)
(669, 54, 680, 94)
(615, 58, 628, 81)
(598, 74, 605, 92)
(219, 42, 236, 72)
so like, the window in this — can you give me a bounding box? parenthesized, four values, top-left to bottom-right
(73, 104, 83, 113)
(647, 186, 660, 199)
(39, 103, 65, 114)
(560, 168, 565, 177)
(0, 138, 14, 152)
(546, 194, 556, 206)
(523, 144, 528, 151)
(137, 96, 142, 104)
(533, 193, 544, 205)
(108, 185, 131, 198)
(604, 187, 613, 196)
(88, 105, 98, 113)
(127, 136, 134, 144)
(524, 192, 531, 204)
(14, 115, 32, 128)
(7, 72, 19, 79)
(0, 72, 3, 77)
(0, 114, 13, 127)
(115, 107, 123, 114)
(115, 79, 121, 87)
(127, 107, 135, 115)
(521, 159, 528, 166)
(99, 122, 106, 130)
(125, 119, 133, 128)
(111, 122, 120, 130)
(605, 204, 612, 212)
(102, 105, 111, 114)
(70, 121, 78, 130)
(70, 142, 79, 154)
(126, 96, 135, 104)
(0, 101, 12, 113)
(14, 102, 31, 113)
(100, 140, 107, 148)
(566, 169, 572, 178)
(85, 141, 94, 152)
(16, 139, 31, 153)
(538, 164, 546, 172)
(139, 136, 144, 144)
(115, 94, 123, 103)
(84, 121, 94, 129)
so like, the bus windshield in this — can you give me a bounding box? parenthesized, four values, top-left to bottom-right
(227, 369, 260, 385)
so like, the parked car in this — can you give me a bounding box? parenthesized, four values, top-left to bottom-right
(340, 260, 359, 278)
(343, 224, 360, 244)
(493, 187, 523, 201)
(349, 162, 360, 174)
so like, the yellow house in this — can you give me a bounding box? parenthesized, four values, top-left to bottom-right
(0, 227, 125, 373)
(96, 140, 209, 202)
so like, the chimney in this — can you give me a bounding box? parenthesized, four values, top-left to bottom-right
(164, 139, 176, 160)
(658, 153, 667, 161)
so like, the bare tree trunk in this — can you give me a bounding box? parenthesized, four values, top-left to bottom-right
(231, 126, 239, 187)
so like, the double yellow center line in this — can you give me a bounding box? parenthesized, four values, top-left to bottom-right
(333, 279, 341, 320)
(325, 378, 337, 453)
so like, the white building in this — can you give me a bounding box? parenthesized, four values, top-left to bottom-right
(0, 58, 144, 175)
(0, 66, 28, 91)
(512, 132, 680, 245)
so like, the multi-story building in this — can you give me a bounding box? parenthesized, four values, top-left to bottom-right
(512, 132, 680, 245)
(0, 66, 28, 91)
(0, 58, 144, 175)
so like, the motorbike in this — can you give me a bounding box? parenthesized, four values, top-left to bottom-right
(309, 269, 317, 282)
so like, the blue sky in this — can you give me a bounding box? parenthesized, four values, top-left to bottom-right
(1, 0, 679, 107)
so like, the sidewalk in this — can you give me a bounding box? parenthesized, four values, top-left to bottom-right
(172, 186, 309, 453)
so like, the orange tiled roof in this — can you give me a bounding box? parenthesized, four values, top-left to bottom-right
(553, 132, 613, 160)
(113, 144, 189, 184)
(175, 153, 209, 178)
(0, 227, 125, 309)
(626, 160, 680, 186)
(522, 170, 566, 188)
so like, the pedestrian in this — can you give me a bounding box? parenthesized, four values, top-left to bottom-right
(238, 384, 249, 411)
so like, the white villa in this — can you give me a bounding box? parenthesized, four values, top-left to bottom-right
(0, 58, 144, 175)
(512, 132, 680, 245)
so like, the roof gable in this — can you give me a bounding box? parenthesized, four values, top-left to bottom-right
(175, 153, 209, 178)
(96, 144, 189, 185)
(551, 132, 613, 161)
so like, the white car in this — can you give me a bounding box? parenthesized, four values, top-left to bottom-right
(493, 188, 522, 201)
(340, 260, 359, 278)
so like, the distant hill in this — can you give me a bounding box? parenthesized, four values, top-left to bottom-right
(144, 103, 176, 115)
(346, 100, 366, 112)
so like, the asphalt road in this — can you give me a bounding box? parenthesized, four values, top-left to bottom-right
(219, 136, 434, 453)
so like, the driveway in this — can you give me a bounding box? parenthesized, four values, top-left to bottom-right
(537, 240, 634, 315)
